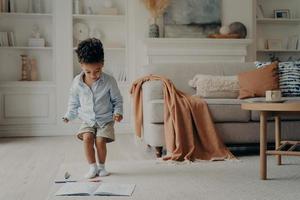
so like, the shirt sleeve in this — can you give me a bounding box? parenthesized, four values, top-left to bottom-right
(109, 77, 123, 116)
(64, 79, 80, 121)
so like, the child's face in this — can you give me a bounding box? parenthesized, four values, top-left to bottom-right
(81, 63, 103, 82)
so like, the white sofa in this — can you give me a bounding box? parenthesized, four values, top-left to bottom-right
(139, 62, 300, 155)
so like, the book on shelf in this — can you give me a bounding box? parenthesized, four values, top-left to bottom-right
(0, 32, 8, 46)
(8, 32, 15, 46)
(0, 31, 15, 46)
(55, 182, 135, 196)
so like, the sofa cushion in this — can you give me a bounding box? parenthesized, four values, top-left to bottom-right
(278, 62, 300, 97)
(146, 98, 250, 123)
(188, 74, 239, 98)
(238, 62, 279, 99)
(249, 97, 300, 121)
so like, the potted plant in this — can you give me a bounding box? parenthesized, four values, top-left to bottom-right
(141, 0, 170, 38)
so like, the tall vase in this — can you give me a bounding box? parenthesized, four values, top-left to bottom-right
(149, 18, 159, 38)
(20, 54, 29, 81)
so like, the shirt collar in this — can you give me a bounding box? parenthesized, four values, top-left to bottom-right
(79, 71, 104, 86)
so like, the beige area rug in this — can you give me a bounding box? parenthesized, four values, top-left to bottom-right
(48, 156, 300, 200)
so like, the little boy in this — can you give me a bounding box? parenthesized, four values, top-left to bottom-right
(63, 38, 123, 178)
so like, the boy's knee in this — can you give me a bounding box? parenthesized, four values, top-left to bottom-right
(96, 137, 107, 145)
(82, 132, 95, 143)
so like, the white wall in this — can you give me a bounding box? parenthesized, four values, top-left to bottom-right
(132, 0, 256, 77)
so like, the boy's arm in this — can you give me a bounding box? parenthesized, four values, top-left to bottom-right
(110, 77, 123, 116)
(64, 81, 80, 121)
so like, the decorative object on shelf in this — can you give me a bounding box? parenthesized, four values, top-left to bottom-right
(103, 0, 113, 8)
(30, 58, 38, 81)
(287, 35, 298, 50)
(74, 0, 81, 14)
(73, 22, 89, 46)
(257, 38, 266, 50)
(163, 0, 221, 38)
(274, 9, 290, 19)
(28, 24, 45, 47)
(219, 25, 230, 35)
(228, 22, 247, 38)
(20, 54, 30, 81)
(141, 0, 170, 38)
(27, 0, 33, 13)
(267, 39, 282, 50)
(256, 4, 265, 18)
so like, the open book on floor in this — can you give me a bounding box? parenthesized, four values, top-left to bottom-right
(55, 182, 135, 196)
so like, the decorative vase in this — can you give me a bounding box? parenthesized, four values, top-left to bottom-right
(149, 23, 159, 38)
(20, 54, 30, 81)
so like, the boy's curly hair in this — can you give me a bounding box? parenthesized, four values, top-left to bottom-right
(75, 38, 104, 64)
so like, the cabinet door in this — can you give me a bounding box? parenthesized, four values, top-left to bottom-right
(0, 87, 55, 125)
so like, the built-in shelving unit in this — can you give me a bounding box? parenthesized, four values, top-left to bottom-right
(71, 0, 130, 125)
(256, 0, 300, 61)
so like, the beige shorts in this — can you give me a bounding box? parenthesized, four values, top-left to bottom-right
(77, 121, 115, 143)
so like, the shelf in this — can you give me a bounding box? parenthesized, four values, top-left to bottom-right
(72, 14, 125, 22)
(257, 18, 300, 24)
(0, 81, 56, 88)
(0, 46, 53, 51)
(0, 12, 52, 18)
(257, 49, 300, 53)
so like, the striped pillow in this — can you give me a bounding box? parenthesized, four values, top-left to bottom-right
(279, 62, 300, 96)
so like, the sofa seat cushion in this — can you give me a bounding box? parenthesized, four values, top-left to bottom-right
(250, 97, 300, 121)
(146, 98, 250, 123)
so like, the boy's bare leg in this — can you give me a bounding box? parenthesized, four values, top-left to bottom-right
(95, 137, 107, 164)
(82, 132, 96, 163)
(95, 137, 110, 176)
(82, 132, 98, 178)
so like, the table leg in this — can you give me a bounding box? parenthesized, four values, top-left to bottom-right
(275, 115, 281, 165)
(260, 111, 267, 180)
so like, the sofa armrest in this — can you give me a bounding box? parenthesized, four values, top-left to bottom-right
(142, 80, 164, 101)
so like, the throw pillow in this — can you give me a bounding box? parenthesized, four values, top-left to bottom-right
(278, 62, 300, 96)
(238, 62, 279, 99)
(188, 74, 239, 98)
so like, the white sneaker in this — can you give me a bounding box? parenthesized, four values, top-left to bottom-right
(84, 166, 98, 179)
(98, 168, 110, 177)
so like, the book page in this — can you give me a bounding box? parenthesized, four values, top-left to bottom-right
(93, 183, 136, 196)
(55, 182, 99, 196)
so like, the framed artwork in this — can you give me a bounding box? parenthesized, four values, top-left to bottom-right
(287, 35, 298, 50)
(162, 0, 221, 38)
(267, 39, 282, 50)
(274, 9, 290, 19)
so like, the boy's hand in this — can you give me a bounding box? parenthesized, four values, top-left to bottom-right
(113, 114, 123, 122)
(62, 117, 69, 123)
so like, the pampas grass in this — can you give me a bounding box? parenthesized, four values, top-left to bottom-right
(141, 0, 170, 19)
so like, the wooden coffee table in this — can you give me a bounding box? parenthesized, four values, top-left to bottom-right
(241, 102, 300, 180)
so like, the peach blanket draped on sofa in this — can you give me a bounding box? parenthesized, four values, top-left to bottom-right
(130, 75, 235, 161)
